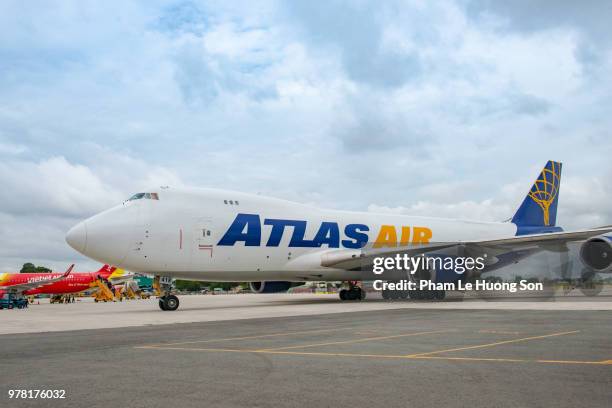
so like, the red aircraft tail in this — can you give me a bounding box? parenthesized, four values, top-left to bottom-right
(64, 264, 75, 277)
(97, 264, 117, 279)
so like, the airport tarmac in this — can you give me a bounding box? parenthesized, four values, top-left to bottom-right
(1, 292, 612, 334)
(1, 307, 610, 408)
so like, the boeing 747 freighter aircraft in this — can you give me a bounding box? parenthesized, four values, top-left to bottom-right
(66, 161, 612, 310)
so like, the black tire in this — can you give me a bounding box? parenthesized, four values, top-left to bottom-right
(410, 290, 424, 300)
(339, 289, 347, 300)
(359, 288, 366, 300)
(580, 280, 604, 297)
(349, 288, 363, 301)
(164, 295, 180, 311)
(159, 298, 168, 311)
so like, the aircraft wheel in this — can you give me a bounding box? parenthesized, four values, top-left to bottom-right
(339, 289, 348, 300)
(163, 295, 180, 311)
(340, 287, 363, 301)
(409, 290, 423, 300)
(579, 280, 603, 297)
(158, 298, 168, 310)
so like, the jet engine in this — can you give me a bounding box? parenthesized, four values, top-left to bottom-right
(579, 235, 612, 273)
(249, 281, 293, 293)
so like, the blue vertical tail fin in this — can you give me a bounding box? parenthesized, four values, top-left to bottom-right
(511, 161, 562, 235)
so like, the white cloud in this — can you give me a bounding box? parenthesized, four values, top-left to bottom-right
(0, 156, 120, 218)
(0, 152, 183, 271)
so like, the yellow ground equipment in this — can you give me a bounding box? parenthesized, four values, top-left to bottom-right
(114, 286, 125, 301)
(124, 280, 140, 300)
(153, 275, 161, 297)
(90, 278, 116, 302)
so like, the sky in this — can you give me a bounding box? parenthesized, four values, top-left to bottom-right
(0, 0, 611, 272)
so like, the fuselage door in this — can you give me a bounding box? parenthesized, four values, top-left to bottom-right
(193, 217, 214, 266)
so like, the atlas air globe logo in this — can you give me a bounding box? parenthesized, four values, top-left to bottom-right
(217, 213, 432, 248)
(528, 162, 561, 226)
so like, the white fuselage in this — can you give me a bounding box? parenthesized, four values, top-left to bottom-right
(66, 187, 518, 282)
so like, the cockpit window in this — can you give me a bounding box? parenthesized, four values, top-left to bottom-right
(128, 192, 159, 201)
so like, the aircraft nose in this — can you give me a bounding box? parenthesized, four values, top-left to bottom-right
(66, 221, 87, 253)
(65, 204, 138, 266)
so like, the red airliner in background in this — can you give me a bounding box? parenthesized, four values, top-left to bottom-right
(0, 264, 117, 296)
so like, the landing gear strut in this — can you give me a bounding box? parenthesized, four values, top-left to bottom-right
(156, 275, 180, 311)
(339, 281, 365, 301)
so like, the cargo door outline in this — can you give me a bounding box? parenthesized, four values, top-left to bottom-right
(193, 217, 214, 263)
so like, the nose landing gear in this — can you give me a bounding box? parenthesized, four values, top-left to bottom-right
(155, 275, 180, 311)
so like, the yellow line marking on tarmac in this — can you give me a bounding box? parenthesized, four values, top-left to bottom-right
(413, 356, 527, 363)
(258, 330, 452, 351)
(134, 345, 611, 366)
(142, 327, 357, 347)
(536, 359, 612, 365)
(136, 346, 401, 359)
(478, 330, 521, 335)
(412, 356, 611, 365)
(405, 330, 580, 357)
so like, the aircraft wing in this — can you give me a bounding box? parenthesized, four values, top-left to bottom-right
(467, 226, 612, 249)
(107, 268, 135, 284)
(321, 243, 458, 270)
(1, 265, 74, 295)
(321, 227, 612, 270)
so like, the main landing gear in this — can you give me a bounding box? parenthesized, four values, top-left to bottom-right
(578, 268, 604, 297)
(339, 281, 365, 301)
